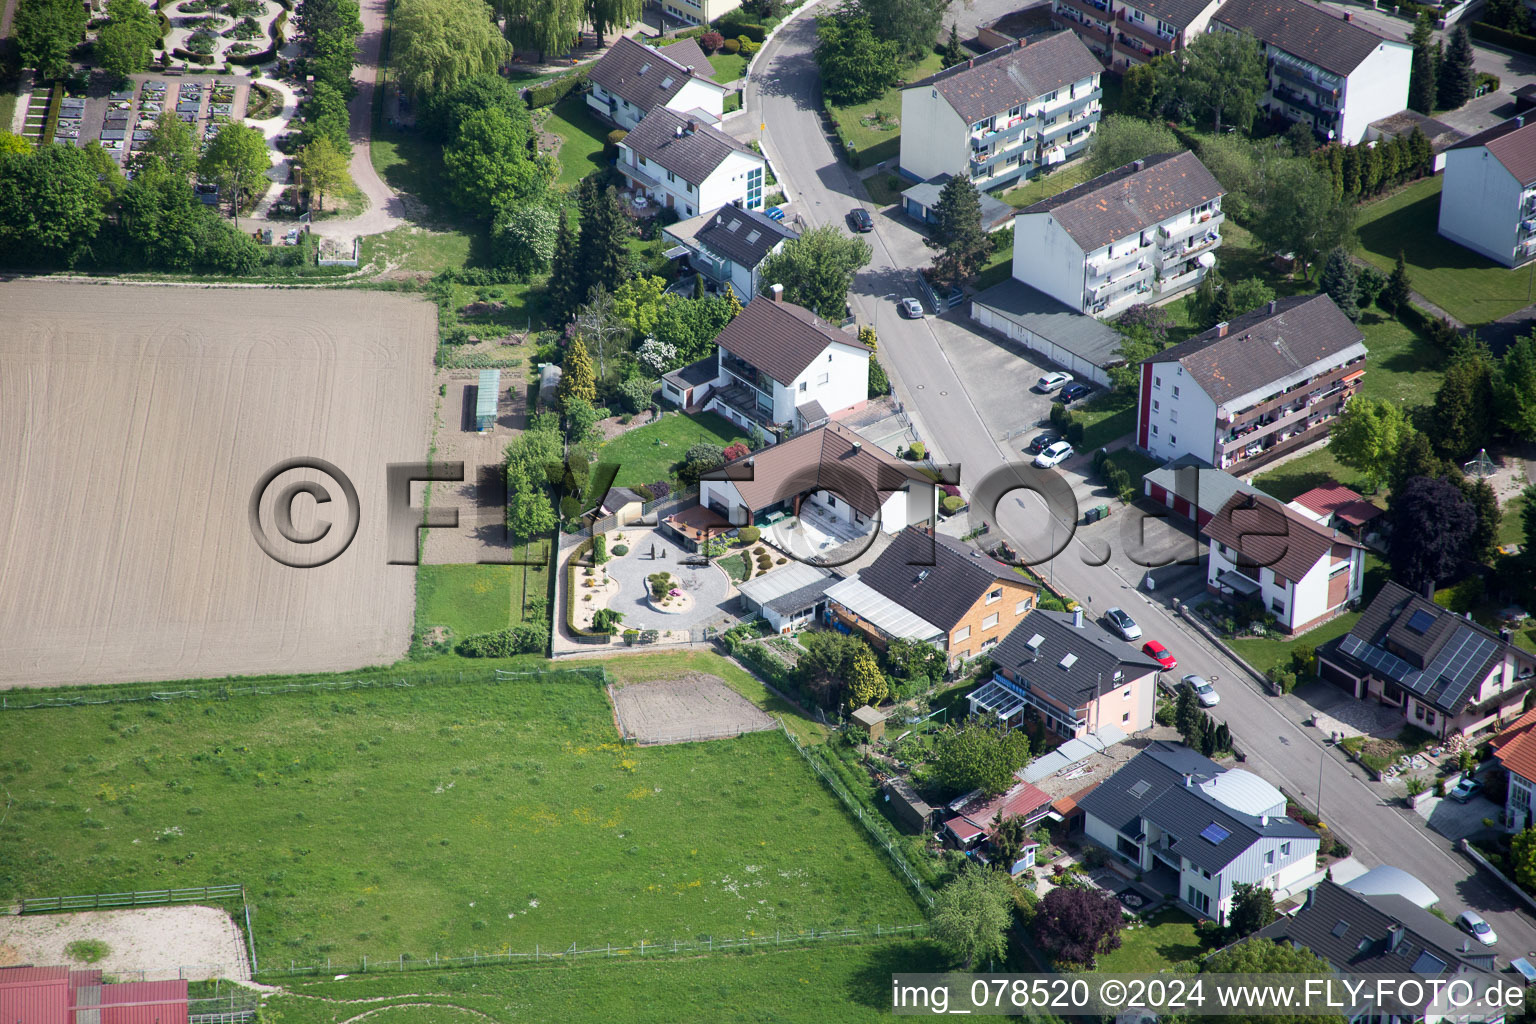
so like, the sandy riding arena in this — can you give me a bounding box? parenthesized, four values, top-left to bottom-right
(610, 673, 777, 745)
(0, 281, 437, 687)
(0, 905, 250, 981)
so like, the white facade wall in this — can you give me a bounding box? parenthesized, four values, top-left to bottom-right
(780, 343, 871, 422)
(1083, 813, 1125, 858)
(661, 0, 742, 26)
(588, 78, 725, 131)
(1206, 540, 1360, 631)
(1440, 147, 1526, 267)
(700, 478, 747, 524)
(699, 468, 933, 531)
(1140, 360, 1220, 463)
(671, 77, 726, 116)
(620, 143, 765, 220)
(1338, 42, 1411, 143)
(1012, 212, 1091, 310)
(899, 87, 971, 183)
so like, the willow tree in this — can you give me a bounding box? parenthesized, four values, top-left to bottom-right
(503, 0, 581, 61)
(392, 0, 511, 97)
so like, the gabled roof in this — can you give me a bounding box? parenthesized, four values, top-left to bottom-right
(714, 294, 868, 386)
(854, 527, 1030, 633)
(991, 609, 1161, 712)
(1447, 115, 1536, 188)
(668, 206, 798, 271)
(1327, 580, 1530, 715)
(1495, 706, 1536, 783)
(702, 422, 924, 518)
(1212, 0, 1401, 78)
(1019, 151, 1224, 253)
(622, 107, 758, 186)
(946, 781, 1054, 837)
(1076, 742, 1315, 873)
(1255, 880, 1497, 976)
(587, 36, 717, 116)
(1143, 455, 1271, 519)
(1289, 483, 1383, 527)
(1148, 294, 1366, 412)
(908, 32, 1102, 125)
(658, 37, 715, 80)
(1120, 0, 1224, 31)
(1202, 491, 1361, 583)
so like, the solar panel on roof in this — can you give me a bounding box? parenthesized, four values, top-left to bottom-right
(1406, 609, 1437, 635)
(1200, 823, 1230, 844)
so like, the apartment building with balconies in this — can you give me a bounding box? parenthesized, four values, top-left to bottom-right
(1011, 150, 1225, 318)
(1211, 0, 1410, 143)
(1439, 115, 1536, 267)
(1053, 0, 1223, 69)
(899, 31, 1103, 192)
(1136, 294, 1367, 473)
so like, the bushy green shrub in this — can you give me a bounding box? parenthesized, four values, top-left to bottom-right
(722, 37, 741, 53)
(906, 441, 926, 460)
(526, 73, 585, 109)
(941, 495, 964, 514)
(455, 622, 549, 656)
(559, 495, 581, 521)
(611, 543, 629, 556)
(737, 525, 761, 544)
(593, 535, 608, 563)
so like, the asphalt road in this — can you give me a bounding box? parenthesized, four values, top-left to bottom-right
(740, 5, 1536, 961)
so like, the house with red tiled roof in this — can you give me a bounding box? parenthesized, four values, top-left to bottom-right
(1440, 115, 1536, 267)
(1287, 483, 1384, 542)
(0, 966, 188, 1024)
(942, 780, 1053, 872)
(1494, 707, 1536, 830)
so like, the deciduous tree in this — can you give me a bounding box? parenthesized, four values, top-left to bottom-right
(504, 0, 582, 61)
(493, 202, 559, 280)
(133, 114, 199, 178)
(1201, 939, 1344, 1024)
(1035, 886, 1124, 968)
(444, 106, 547, 218)
(96, 0, 162, 78)
(857, 0, 946, 61)
(1085, 114, 1182, 177)
(298, 135, 351, 212)
(200, 123, 270, 228)
(1179, 29, 1268, 134)
(506, 464, 556, 539)
(759, 223, 871, 319)
(0, 145, 107, 266)
(1389, 475, 1478, 592)
(15, 0, 86, 80)
(930, 722, 1032, 797)
(650, 294, 734, 364)
(1252, 156, 1352, 280)
(612, 275, 670, 338)
(931, 864, 1014, 970)
(584, 0, 640, 45)
(1229, 882, 1277, 937)
(1329, 397, 1407, 494)
(815, 7, 901, 106)
(393, 0, 511, 96)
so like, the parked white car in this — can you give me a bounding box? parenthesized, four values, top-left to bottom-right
(1036, 371, 1073, 393)
(1458, 910, 1498, 946)
(1032, 441, 1075, 468)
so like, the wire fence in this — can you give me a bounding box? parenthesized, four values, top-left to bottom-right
(776, 721, 936, 907)
(0, 666, 609, 711)
(248, 923, 930, 978)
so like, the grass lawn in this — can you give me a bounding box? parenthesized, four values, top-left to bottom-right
(1092, 909, 1210, 973)
(1355, 176, 1536, 325)
(544, 93, 611, 193)
(707, 51, 750, 82)
(1224, 554, 1389, 675)
(863, 171, 907, 207)
(1078, 389, 1138, 450)
(1001, 160, 1091, 208)
(0, 90, 16, 137)
(0, 664, 918, 963)
(1500, 491, 1528, 549)
(371, 123, 456, 214)
(261, 939, 953, 1023)
(827, 52, 944, 169)
(1103, 448, 1161, 491)
(1251, 446, 1369, 502)
(718, 553, 750, 583)
(414, 563, 550, 637)
(597, 410, 750, 489)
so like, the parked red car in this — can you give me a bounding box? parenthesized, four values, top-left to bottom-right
(1142, 640, 1177, 671)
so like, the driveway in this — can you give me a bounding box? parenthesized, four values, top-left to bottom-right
(1417, 793, 1503, 842)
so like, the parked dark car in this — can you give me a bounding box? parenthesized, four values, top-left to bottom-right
(1025, 431, 1064, 455)
(848, 207, 874, 232)
(1059, 382, 1094, 403)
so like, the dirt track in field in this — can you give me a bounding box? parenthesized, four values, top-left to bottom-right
(0, 281, 437, 687)
(610, 673, 777, 745)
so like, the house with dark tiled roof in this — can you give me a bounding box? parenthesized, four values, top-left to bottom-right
(825, 527, 1038, 665)
(1135, 293, 1367, 473)
(1250, 879, 1504, 1020)
(898, 32, 1104, 192)
(969, 606, 1162, 739)
(1440, 115, 1536, 267)
(660, 287, 870, 439)
(586, 35, 726, 131)
(1202, 491, 1366, 633)
(661, 205, 797, 302)
(1078, 742, 1320, 924)
(1052, 0, 1225, 72)
(616, 107, 766, 219)
(1316, 581, 1536, 740)
(1011, 150, 1225, 317)
(1211, 0, 1410, 143)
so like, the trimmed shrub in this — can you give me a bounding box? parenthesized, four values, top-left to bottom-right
(593, 535, 608, 563)
(455, 621, 549, 657)
(941, 495, 964, 514)
(699, 30, 724, 52)
(646, 480, 671, 500)
(172, 46, 217, 64)
(1065, 420, 1084, 446)
(906, 441, 926, 460)
(737, 525, 761, 544)
(559, 495, 581, 521)
(611, 543, 629, 556)
(722, 37, 740, 53)
(527, 72, 586, 108)
(605, 128, 627, 155)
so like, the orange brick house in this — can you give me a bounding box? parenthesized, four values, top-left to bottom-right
(823, 527, 1038, 666)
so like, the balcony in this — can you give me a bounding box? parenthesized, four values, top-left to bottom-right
(990, 674, 1087, 734)
(971, 135, 1032, 169)
(971, 114, 1033, 148)
(1051, 10, 1114, 48)
(1271, 58, 1341, 97)
(1054, 0, 1111, 23)
(1156, 261, 1206, 294)
(1116, 12, 1173, 51)
(1113, 38, 1156, 64)
(1272, 84, 1339, 124)
(710, 383, 777, 430)
(1157, 229, 1220, 267)
(1158, 208, 1224, 241)
(1091, 278, 1154, 316)
(720, 351, 771, 394)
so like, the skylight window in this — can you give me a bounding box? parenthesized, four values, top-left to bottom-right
(638, 62, 651, 75)
(727, 218, 742, 231)
(1129, 779, 1151, 799)
(746, 230, 761, 244)
(1059, 653, 1077, 670)
(1200, 823, 1230, 845)
(660, 76, 674, 89)
(1406, 609, 1437, 635)
(1331, 920, 1349, 938)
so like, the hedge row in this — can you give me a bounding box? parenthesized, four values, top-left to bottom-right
(173, 46, 217, 64)
(1090, 449, 1137, 504)
(227, 7, 285, 65)
(527, 71, 586, 109)
(1469, 19, 1536, 56)
(40, 82, 64, 146)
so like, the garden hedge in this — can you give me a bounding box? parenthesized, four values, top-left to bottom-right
(1470, 19, 1536, 56)
(527, 72, 585, 109)
(40, 82, 64, 146)
(174, 47, 217, 64)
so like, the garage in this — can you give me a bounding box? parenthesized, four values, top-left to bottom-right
(970, 279, 1122, 389)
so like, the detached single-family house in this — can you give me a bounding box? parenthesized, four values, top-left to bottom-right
(1203, 491, 1366, 634)
(662, 206, 798, 303)
(1494, 706, 1536, 831)
(1136, 294, 1367, 472)
(1012, 150, 1226, 317)
(1210, 0, 1411, 144)
(660, 287, 871, 439)
(617, 107, 766, 219)
(1439, 115, 1536, 268)
(825, 528, 1038, 665)
(968, 606, 1162, 739)
(695, 422, 938, 536)
(1078, 742, 1321, 924)
(899, 32, 1104, 191)
(586, 36, 725, 131)
(1316, 581, 1536, 739)
(1252, 880, 1504, 1022)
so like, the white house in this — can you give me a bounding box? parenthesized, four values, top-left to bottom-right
(659, 0, 742, 27)
(662, 206, 797, 302)
(1011, 150, 1225, 317)
(1203, 491, 1365, 634)
(1211, 0, 1411, 144)
(1051, 0, 1224, 70)
(1136, 294, 1366, 472)
(585, 36, 725, 131)
(1495, 706, 1536, 831)
(660, 286, 870, 438)
(696, 422, 938, 535)
(734, 560, 835, 633)
(899, 32, 1103, 191)
(1439, 115, 1536, 267)
(1077, 742, 1321, 924)
(616, 107, 766, 219)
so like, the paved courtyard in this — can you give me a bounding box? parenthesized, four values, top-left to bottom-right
(601, 527, 733, 630)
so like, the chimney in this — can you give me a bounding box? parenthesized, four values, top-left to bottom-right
(1072, 607, 1084, 628)
(1387, 924, 1405, 952)
(1133, 158, 1145, 171)
(1267, 299, 1277, 314)
(1216, 321, 1230, 337)
(852, 441, 862, 451)
(1184, 773, 1193, 788)
(686, 120, 697, 134)
(968, 57, 975, 68)
(1421, 581, 1435, 600)
(1343, 10, 1352, 19)
(1520, 116, 1528, 129)
(769, 283, 784, 302)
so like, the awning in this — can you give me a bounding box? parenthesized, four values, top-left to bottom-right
(1197, 251, 1218, 269)
(663, 245, 690, 259)
(1215, 568, 1262, 596)
(1341, 369, 1365, 384)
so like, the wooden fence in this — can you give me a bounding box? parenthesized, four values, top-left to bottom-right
(19, 884, 244, 914)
